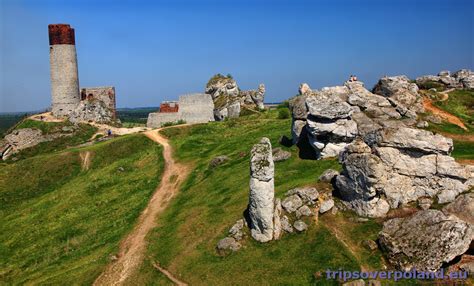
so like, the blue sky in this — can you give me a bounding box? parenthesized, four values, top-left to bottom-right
(1, 0, 473, 112)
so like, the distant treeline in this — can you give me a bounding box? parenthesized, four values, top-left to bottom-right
(0, 113, 32, 137)
(116, 107, 158, 124)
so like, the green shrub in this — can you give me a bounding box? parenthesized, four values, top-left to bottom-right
(277, 108, 290, 119)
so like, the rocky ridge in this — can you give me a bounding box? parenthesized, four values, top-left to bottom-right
(205, 74, 266, 121)
(416, 69, 474, 90)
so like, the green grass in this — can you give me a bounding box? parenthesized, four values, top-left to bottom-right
(452, 140, 474, 160)
(0, 134, 164, 284)
(136, 110, 384, 285)
(6, 120, 98, 161)
(434, 89, 474, 128)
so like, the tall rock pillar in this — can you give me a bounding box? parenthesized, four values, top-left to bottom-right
(48, 24, 80, 117)
(248, 137, 275, 242)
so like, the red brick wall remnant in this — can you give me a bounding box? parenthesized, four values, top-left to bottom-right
(48, 24, 75, 45)
(160, 102, 179, 113)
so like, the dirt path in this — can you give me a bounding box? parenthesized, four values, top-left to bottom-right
(79, 151, 92, 171)
(94, 128, 190, 286)
(422, 94, 467, 131)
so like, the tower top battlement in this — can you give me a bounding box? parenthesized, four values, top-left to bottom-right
(48, 24, 75, 45)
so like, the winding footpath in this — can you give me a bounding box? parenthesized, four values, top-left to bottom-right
(94, 129, 189, 286)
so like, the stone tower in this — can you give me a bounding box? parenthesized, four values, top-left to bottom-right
(48, 24, 80, 117)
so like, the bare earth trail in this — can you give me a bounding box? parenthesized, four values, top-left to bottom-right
(94, 128, 190, 286)
(422, 89, 468, 131)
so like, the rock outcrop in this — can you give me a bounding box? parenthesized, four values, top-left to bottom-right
(205, 74, 266, 121)
(372, 75, 424, 115)
(379, 210, 473, 272)
(335, 133, 471, 217)
(247, 137, 275, 242)
(416, 69, 474, 90)
(289, 79, 425, 160)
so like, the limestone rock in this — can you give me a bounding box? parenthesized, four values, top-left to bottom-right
(281, 194, 303, 213)
(293, 220, 308, 232)
(248, 137, 275, 242)
(209, 155, 230, 168)
(379, 210, 473, 271)
(286, 187, 319, 205)
(372, 75, 423, 113)
(205, 74, 239, 100)
(289, 95, 308, 120)
(442, 193, 474, 226)
(272, 147, 291, 162)
(299, 83, 312, 96)
(250, 84, 266, 110)
(281, 215, 293, 233)
(273, 199, 282, 240)
(216, 237, 241, 252)
(306, 95, 353, 120)
(417, 197, 432, 210)
(229, 219, 245, 241)
(319, 169, 340, 183)
(376, 127, 453, 155)
(291, 119, 306, 144)
(319, 198, 335, 213)
(296, 205, 313, 218)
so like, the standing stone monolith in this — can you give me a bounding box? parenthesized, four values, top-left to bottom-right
(247, 137, 275, 242)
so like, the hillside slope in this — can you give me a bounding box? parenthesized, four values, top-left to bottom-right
(130, 111, 387, 285)
(0, 134, 164, 284)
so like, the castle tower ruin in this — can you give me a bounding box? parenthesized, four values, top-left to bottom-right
(48, 24, 80, 117)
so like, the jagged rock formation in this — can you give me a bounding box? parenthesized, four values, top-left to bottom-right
(247, 137, 275, 242)
(241, 83, 266, 110)
(335, 131, 472, 217)
(416, 69, 474, 90)
(290, 79, 422, 159)
(205, 74, 266, 121)
(379, 209, 473, 272)
(372, 75, 424, 116)
(69, 99, 117, 124)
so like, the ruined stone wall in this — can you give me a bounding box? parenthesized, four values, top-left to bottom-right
(146, 112, 181, 128)
(178, 93, 215, 124)
(80, 86, 117, 118)
(49, 24, 80, 117)
(146, 93, 215, 128)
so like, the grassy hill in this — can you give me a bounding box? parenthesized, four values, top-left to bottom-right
(0, 133, 164, 284)
(1, 104, 472, 285)
(127, 111, 390, 285)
